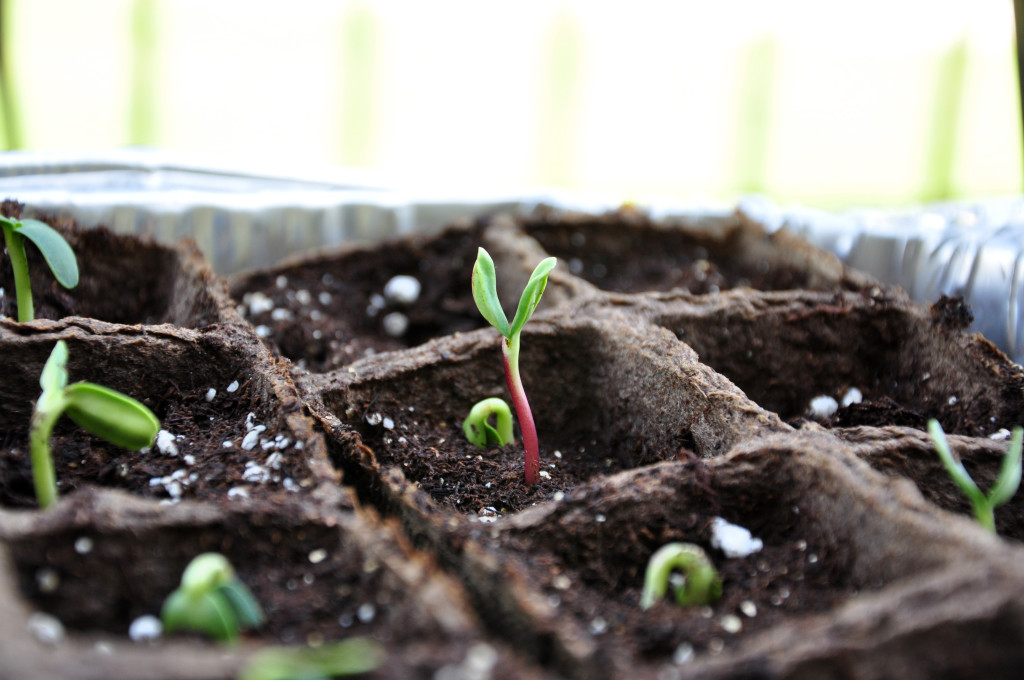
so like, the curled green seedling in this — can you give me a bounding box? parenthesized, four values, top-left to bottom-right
(161, 552, 264, 643)
(1, 215, 79, 322)
(239, 637, 384, 680)
(928, 419, 1022, 533)
(463, 397, 514, 448)
(471, 248, 556, 484)
(640, 542, 722, 609)
(31, 340, 160, 509)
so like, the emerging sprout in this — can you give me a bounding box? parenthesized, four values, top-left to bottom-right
(928, 419, 1022, 533)
(471, 248, 556, 484)
(640, 542, 722, 610)
(31, 340, 160, 509)
(161, 552, 264, 643)
(1, 215, 79, 322)
(463, 397, 514, 448)
(239, 637, 384, 680)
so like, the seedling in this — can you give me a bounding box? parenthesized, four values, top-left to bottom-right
(31, 340, 160, 509)
(161, 552, 264, 643)
(472, 248, 556, 484)
(239, 637, 384, 680)
(928, 419, 1022, 533)
(463, 397, 514, 448)
(1, 215, 79, 322)
(640, 542, 722, 609)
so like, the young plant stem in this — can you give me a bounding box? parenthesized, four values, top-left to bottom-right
(502, 334, 540, 484)
(28, 391, 62, 509)
(2, 226, 33, 322)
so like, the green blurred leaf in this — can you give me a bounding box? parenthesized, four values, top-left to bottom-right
(161, 588, 239, 642)
(40, 340, 69, 393)
(64, 382, 159, 449)
(509, 257, 556, 337)
(239, 638, 385, 680)
(15, 219, 79, 289)
(989, 427, 1023, 509)
(217, 581, 265, 630)
(471, 248, 510, 338)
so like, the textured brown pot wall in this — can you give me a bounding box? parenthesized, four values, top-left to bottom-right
(1, 206, 1023, 679)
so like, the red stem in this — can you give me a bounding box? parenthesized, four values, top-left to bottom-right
(502, 337, 539, 484)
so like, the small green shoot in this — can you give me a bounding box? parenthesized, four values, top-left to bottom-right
(31, 340, 160, 509)
(640, 542, 722, 610)
(161, 552, 264, 643)
(471, 248, 556, 484)
(463, 397, 514, 448)
(928, 419, 1022, 533)
(1, 216, 79, 322)
(238, 637, 385, 680)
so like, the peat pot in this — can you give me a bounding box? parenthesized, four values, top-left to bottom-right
(2, 204, 1024, 679)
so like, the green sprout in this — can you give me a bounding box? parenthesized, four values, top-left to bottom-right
(463, 397, 514, 449)
(640, 542, 722, 610)
(928, 419, 1022, 533)
(161, 552, 264, 643)
(239, 637, 384, 680)
(1, 215, 79, 322)
(31, 340, 160, 509)
(471, 248, 556, 484)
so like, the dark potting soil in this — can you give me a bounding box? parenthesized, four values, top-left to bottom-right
(7, 497, 548, 680)
(521, 210, 813, 295)
(0, 376, 316, 508)
(230, 226, 488, 373)
(482, 459, 863, 670)
(346, 396, 688, 518)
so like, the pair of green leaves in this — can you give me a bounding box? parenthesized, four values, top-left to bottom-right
(40, 340, 160, 450)
(1, 216, 79, 322)
(32, 341, 160, 508)
(0, 216, 79, 288)
(161, 553, 265, 642)
(472, 248, 556, 342)
(928, 419, 1022, 533)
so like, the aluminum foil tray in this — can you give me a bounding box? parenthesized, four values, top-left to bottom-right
(0, 149, 1020, 364)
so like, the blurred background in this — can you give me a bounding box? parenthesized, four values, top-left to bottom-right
(2, 0, 1021, 209)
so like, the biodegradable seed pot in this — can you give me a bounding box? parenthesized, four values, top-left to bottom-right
(2, 204, 1024, 679)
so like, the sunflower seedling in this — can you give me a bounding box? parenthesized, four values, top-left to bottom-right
(31, 340, 160, 509)
(928, 418, 1022, 533)
(640, 542, 722, 609)
(161, 552, 264, 643)
(1, 215, 79, 322)
(463, 397, 514, 449)
(472, 248, 556, 484)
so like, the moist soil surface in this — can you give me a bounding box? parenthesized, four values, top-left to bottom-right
(0, 374, 314, 508)
(520, 211, 814, 294)
(231, 226, 488, 373)
(344, 395, 689, 518)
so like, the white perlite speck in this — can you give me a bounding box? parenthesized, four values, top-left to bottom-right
(808, 395, 839, 419)
(155, 430, 179, 456)
(128, 615, 163, 642)
(243, 291, 275, 316)
(226, 380, 240, 393)
(841, 388, 863, 407)
(204, 388, 217, 402)
(383, 275, 421, 304)
(365, 412, 383, 426)
(710, 517, 763, 558)
(27, 612, 65, 646)
(382, 311, 409, 337)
